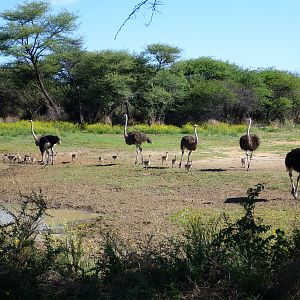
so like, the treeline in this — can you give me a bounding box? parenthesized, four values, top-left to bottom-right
(0, 1, 300, 125)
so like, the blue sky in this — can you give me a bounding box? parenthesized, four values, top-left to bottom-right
(1, 0, 300, 73)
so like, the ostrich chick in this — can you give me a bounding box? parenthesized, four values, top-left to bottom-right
(161, 152, 169, 165)
(184, 161, 193, 173)
(143, 155, 151, 170)
(241, 157, 246, 168)
(71, 152, 78, 163)
(99, 155, 104, 165)
(23, 154, 31, 165)
(112, 152, 119, 162)
(172, 156, 177, 168)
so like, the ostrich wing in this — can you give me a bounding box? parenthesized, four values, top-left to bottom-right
(181, 135, 197, 151)
(126, 131, 151, 145)
(286, 148, 300, 172)
(239, 134, 260, 152)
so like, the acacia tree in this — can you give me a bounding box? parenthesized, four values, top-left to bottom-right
(0, 0, 81, 119)
(143, 43, 181, 71)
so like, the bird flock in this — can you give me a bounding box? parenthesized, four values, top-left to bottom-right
(2, 113, 300, 200)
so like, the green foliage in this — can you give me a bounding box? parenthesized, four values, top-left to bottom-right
(212, 183, 291, 295)
(143, 43, 181, 70)
(0, 185, 300, 298)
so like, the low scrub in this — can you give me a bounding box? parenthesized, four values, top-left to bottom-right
(1, 185, 300, 299)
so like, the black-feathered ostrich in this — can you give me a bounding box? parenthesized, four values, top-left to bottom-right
(123, 102, 152, 164)
(285, 148, 300, 199)
(179, 124, 198, 168)
(30, 120, 61, 165)
(239, 117, 261, 171)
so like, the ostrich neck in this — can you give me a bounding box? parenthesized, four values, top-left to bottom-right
(124, 114, 128, 138)
(247, 120, 251, 136)
(194, 127, 198, 144)
(30, 121, 39, 142)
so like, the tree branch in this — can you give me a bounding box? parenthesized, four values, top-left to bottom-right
(114, 0, 162, 40)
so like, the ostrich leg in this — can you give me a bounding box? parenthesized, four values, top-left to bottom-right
(246, 151, 251, 171)
(294, 174, 300, 199)
(50, 147, 54, 165)
(139, 146, 143, 163)
(179, 149, 184, 168)
(187, 150, 192, 164)
(289, 171, 297, 199)
(135, 145, 139, 164)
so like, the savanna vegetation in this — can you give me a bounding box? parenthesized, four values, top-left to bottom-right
(0, 1, 300, 125)
(1, 184, 300, 299)
(1, 1, 300, 299)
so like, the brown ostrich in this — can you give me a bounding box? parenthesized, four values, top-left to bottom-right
(239, 118, 260, 171)
(123, 113, 152, 164)
(30, 120, 61, 165)
(285, 148, 300, 199)
(179, 124, 198, 168)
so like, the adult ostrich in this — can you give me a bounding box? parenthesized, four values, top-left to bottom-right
(239, 118, 260, 171)
(123, 113, 152, 164)
(179, 124, 198, 168)
(285, 148, 300, 199)
(29, 120, 61, 165)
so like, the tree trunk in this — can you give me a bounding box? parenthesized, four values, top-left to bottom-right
(35, 69, 61, 119)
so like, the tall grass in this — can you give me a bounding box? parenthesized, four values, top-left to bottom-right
(0, 120, 253, 137)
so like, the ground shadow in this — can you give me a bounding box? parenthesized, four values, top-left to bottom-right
(224, 196, 268, 204)
(62, 161, 71, 164)
(199, 168, 227, 172)
(94, 163, 117, 167)
(145, 166, 169, 170)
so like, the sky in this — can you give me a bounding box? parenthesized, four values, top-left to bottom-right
(0, 0, 300, 73)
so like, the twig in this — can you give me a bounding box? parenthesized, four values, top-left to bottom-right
(114, 0, 162, 39)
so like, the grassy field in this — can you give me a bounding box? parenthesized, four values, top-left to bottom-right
(1, 121, 300, 239)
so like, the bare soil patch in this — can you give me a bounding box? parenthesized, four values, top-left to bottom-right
(0, 150, 297, 242)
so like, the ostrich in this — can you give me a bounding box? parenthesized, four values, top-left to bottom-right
(172, 155, 177, 168)
(29, 120, 61, 165)
(112, 152, 119, 162)
(143, 155, 151, 170)
(285, 148, 300, 199)
(184, 160, 193, 173)
(179, 125, 198, 168)
(239, 118, 260, 171)
(71, 152, 77, 163)
(241, 157, 246, 168)
(123, 113, 152, 164)
(23, 154, 31, 165)
(161, 152, 169, 165)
